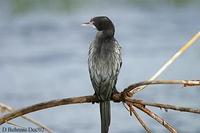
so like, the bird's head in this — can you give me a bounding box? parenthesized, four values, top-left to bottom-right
(82, 16, 115, 32)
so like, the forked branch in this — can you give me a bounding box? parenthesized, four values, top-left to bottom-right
(0, 79, 200, 133)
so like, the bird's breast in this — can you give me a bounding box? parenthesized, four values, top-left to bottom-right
(88, 42, 121, 82)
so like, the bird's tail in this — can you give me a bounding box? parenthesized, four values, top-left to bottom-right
(100, 101, 111, 133)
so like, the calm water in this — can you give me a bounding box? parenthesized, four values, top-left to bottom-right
(0, 0, 200, 133)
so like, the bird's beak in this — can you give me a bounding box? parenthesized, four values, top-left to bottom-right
(81, 21, 96, 29)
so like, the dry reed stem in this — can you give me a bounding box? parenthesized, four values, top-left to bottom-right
(130, 32, 200, 95)
(0, 102, 53, 133)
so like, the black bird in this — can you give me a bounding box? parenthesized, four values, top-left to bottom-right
(82, 16, 122, 133)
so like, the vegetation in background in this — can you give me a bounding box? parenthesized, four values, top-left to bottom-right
(2, 0, 199, 14)
(9, 0, 88, 14)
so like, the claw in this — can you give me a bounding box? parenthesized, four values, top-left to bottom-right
(112, 88, 119, 94)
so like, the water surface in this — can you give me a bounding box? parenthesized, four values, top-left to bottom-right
(0, 0, 200, 132)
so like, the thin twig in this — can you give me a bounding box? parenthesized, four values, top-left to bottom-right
(127, 103, 152, 133)
(5, 121, 25, 128)
(127, 99, 200, 114)
(20, 116, 53, 133)
(0, 103, 25, 129)
(0, 103, 53, 133)
(130, 32, 200, 95)
(134, 104, 178, 133)
(123, 102, 132, 116)
(125, 80, 200, 96)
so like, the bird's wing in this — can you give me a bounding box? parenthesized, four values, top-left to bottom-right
(114, 39, 122, 75)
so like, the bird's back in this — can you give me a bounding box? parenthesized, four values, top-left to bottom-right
(88, 37, 122, 100)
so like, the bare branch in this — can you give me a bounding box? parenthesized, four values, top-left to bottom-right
(0, 79, 199, 131)
(127, 99, 200, 114)
(0, 96, 97, 125)
(124, 80, 200, 96)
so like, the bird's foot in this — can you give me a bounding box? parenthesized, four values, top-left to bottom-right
(112, 88, 119, 94)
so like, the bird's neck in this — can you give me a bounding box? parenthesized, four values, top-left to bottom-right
(96, 29, 115, 39)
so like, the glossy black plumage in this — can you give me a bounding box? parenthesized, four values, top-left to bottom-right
(84, 16, 122, 133)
